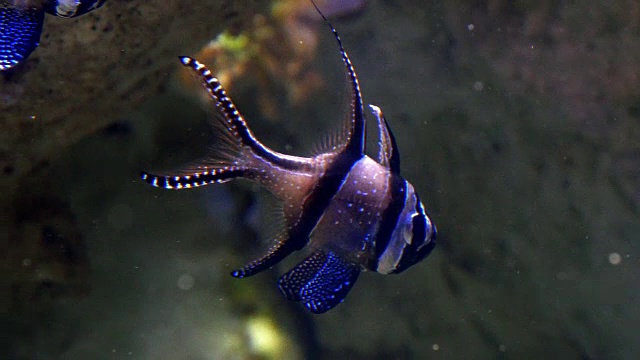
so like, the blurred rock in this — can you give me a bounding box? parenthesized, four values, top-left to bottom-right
(0, 0, 270, 205)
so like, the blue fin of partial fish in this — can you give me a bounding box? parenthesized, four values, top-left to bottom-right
(278, 250, 360, 313)
(0, 4, 45, 70)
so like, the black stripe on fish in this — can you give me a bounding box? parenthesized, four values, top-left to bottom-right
(373, 177, 407, 262)
(231, 154, 359, 278)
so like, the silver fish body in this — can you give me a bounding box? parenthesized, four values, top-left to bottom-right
(141, 5, 436, 313)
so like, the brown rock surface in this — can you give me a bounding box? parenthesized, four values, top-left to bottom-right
(1, 0, 269, 201)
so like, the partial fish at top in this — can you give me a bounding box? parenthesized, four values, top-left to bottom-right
(140, 2, 437, 314)
(0, 0, 106, 71)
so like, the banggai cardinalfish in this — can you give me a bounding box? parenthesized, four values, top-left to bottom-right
(141, 3, 437, 314)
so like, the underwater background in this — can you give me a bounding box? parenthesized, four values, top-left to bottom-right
(2, 0, 638, 359)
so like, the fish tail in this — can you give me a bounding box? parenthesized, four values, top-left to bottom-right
(140, 57, 262, 189)
(140, 56, 311, 190)
(179, 56, 311, 172)
(0, 4, 45, 70)
(178, 56, 260, 150)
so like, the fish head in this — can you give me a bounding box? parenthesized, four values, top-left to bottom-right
(377, 181, 436, 275)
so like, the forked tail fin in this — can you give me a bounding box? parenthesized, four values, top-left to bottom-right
(140, 56, 255, 189)
(140, 56, 314, 189)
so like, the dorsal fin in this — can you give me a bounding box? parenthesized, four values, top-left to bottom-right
(369, 105, 400, 174)
(312, 1, 366, 157)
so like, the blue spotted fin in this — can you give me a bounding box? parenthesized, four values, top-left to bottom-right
(278, 250, 360, 314)
(1, 1, 107, 71)
(0, 3, 44, 71)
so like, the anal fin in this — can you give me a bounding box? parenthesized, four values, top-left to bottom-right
(278, 250, 360, 313)
(0, 4, 45, 70)
(231, 234, 298, 278)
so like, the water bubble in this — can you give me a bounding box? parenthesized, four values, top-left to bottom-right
(608, 252, 621, 265)
(177, 274, 195, 290)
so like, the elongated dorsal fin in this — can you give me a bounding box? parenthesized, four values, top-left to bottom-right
(369, 105, 400, 174)
(312, 1, 366, 157)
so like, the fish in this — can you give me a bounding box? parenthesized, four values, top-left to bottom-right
(0, 0, 106, 71)
(140, 3, 436, 314)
